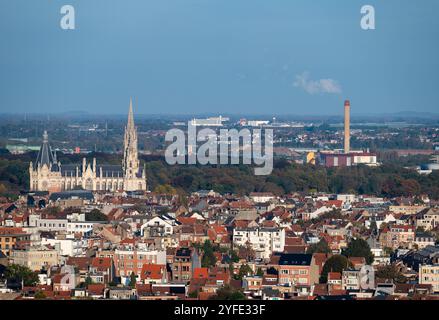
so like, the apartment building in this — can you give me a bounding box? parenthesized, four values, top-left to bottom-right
(0, 227, 30, 256)
(274, 253, 319, 287)
(389, 205, 427, 215)
(419, 264, 439, 293)
(233, 227, 285, 260)
(113, 243, 166, 280)
(172, 247, 200, 283)
(342, 269, 361, 290)
(380, 225, 415, 249)
(10, 246, 59, 271)
(416, 208, 439, 231)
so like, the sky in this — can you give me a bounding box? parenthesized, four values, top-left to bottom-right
(0, 0, 438, 115)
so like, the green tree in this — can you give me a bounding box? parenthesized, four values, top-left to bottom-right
(376, 264, 406, 284)
(209, 285, 246, 300)
(86, 209, 108, 222)
(343, 238, 374, 265)
(256, 267, 264, 277)
(34, 291, 47, 300)
(153, 184, 177, 195)
(320, 255, 353, 283)
(236, 264, 253, 280)
(201, 240, 217, 268)
(229, 250, 239, 263)
(383, 247, 394, 257)
(129, 272, 137, 288)
(306, 239, 331, 254)
(4, 264, 38, 287)
(85, 275, 93, 287)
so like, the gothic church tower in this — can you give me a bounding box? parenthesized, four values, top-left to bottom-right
(123, 98, 146, 191)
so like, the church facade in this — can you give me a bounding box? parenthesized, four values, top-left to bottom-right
(29, 100, 147, 192)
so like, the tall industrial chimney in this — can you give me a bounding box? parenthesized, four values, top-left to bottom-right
(344, 100, 350, 154)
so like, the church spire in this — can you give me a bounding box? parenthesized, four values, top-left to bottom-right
(35, 130, 55, 169)
(123, 98, 140, 185)
(127, 97, 135, 130)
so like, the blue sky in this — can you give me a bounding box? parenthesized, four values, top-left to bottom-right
(0, 0, 438, 115)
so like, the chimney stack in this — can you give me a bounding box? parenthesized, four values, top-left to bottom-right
(344, 100, 350, 154)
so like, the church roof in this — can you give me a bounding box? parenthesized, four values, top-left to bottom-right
(34, 131, 56, 169)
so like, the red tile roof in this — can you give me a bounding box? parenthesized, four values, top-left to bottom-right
(193, 268, 209, 279)
(140, 263, 166, 280)
(91, 257, 112, 270)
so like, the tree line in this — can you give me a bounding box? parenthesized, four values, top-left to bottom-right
(0, 152, 438, 199)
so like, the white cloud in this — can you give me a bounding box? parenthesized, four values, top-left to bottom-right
(293, 72, 342, 95)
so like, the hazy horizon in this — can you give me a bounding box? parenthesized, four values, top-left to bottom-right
(1, 0, 439, 115)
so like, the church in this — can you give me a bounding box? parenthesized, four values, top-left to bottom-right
(29, 99, 147, 192)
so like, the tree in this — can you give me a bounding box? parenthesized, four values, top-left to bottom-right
(320, 255, 352, 283)
(4, 264, 38, 287)
(370, 221, 378, 235)
(306, 239, 331, 254)
(129, 272, 137, 288)
(383, 247, 394, 257)
(84, 275, 93, 287)
(86, 209, 108, 222)
(229, 250, 239, 263)
(256, 267, 264, 277)
(376, 264, 406, 284)
(236, 264, 253, 280)
(209, 285, 246, 300)
(343, 238, 374, 265)
(201, 240, 217, 268)
(34, 291, 47, 300)
(153, 184, 177, 195)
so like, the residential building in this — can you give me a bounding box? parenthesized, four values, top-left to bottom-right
(10, 246, 59, 271)
(419, 264, 439, 293)
(233, 227, 285, 260)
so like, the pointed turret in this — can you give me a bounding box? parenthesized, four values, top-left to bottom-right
(35, 130, 55, 169)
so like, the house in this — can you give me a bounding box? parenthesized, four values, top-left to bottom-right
(416, 208, 439, 231)
(379, 225, 415, 249)
(349, 257, 366, 270)
(140, 215, 179, 238)
(65, 257, 91, 283)
(193, 267, 209, 280)
(140, 263, 167, 284)
(243, 276, 263, 292)
(87, 284, 106, 299)
(207, 224, 228, 244)
(394, 283, 433, 297)
(90, 257, 114, 284)
(0, 227, 30, 257)
(249, 192, 275, 203)
(273, 253, 319, 287)
(415, 233, 436, 250)
(108, 287, 136, 300)
(327, 272, 342, 290)
(52, 272, 77, 293)
(201, 267, 231, 293)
